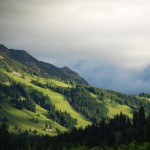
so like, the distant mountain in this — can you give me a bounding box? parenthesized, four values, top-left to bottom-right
(0, 44, 88, 85)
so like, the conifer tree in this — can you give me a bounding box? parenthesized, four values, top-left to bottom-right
(138, 106, 145, 130)
(133, 111, 138, 129)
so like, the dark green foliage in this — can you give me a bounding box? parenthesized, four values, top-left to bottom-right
(139, 92, 150, 98)
(29, 89, 77, 128)
(0, 81, 77, 128)
(24, 98, 36, 112)
(0, 44, 150, 149)
(46, 83, 108, 124)
(11, 99, 24, 109)
(133, 111, 138, 129)
(45, 122, 48, 128)
(3, 116, 8, 123)
(133, 107, 146, 131)
(0, 82, 36, 112)
(68, 86, 108, 123)
(48, 110, 77, 129)
(0, 72, 11, 82)
(31, 80, 46, 88)
(0, 123, 10, 150)
(86, 87, 150, 115)
(0, 107, 149, 150)
(33, 129, 37, 134)
(50, 107, 149, 149)
(0, 47, 39, 76)
(46, 82, 70, 96)
(15, 125, 18, 130)
(138, 106, 145, 128)
(30, 90, 53, 110)
(110, 112, 131, 131)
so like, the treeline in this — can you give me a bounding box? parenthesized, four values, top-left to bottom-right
(68, 86, 108, 123)
(0, 52, 39, 76)
(0, 82, 77, 128)
(45, 83, 108, 124)
(52, 107, 149, 149)
(30, 88, 77, 128)
(0, 72, 11, 82)
(37, 80, 150, 124)
(86, 87, 150, 114)
(32, 80, 109, 124)
(0, 107, 149, 149)
(139, 92, 150, 98)
(0, 82, 36, 112)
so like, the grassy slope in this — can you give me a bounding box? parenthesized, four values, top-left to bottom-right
(1, 70, 134, 135)
(90, 92, 102, 104)
(136, 96, 150, 102)
(5, 72, 91, 128)
(0, 101, 66, 135)
(30, 75, 71, 88)
(107, 104, 133, 118)
(90, 92, 133, 119)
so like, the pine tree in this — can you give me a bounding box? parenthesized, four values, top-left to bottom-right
(126, 117, 131, 128)
(133, 111, 138, 129)
(138, 106, 145, 129)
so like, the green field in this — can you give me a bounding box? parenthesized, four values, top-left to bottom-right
(90, 92, 103, 104)
(0, 71, 137, 134)
(0, 101, 67, 135)
(5, 72, 91, 128)
(90, 93, 133, 118)
(30, 75, 71, 88)
(107, 103, 133, 118)
(136, 96, 150, 102)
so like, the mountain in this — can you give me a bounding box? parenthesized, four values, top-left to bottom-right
(60, 66, 88, 85)
(0, 44, 88, 85)
(0, 44, 150, 138)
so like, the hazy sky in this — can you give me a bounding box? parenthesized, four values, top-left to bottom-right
(0, 0, 150, 93)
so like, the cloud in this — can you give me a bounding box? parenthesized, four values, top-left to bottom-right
(73, 61, 150, 94)
(0, 0, 150, 93)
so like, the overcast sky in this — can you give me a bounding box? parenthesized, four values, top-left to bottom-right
(0, 0, 150, 93)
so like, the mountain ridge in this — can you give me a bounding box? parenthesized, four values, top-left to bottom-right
(0, 44, 88, 85)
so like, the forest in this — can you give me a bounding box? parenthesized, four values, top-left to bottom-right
(0, 106, 149, 149)
(0, 45, 150, 149)
(0, 82, 77, 129)
(32, 81, 109, 124)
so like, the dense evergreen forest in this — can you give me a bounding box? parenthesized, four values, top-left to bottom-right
(32, 80, 109, 123)
(86, 87, 150, 114)
(0, 107, 150, 149)
(41, 80, 150, 120)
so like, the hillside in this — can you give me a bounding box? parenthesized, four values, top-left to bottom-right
(0, 44, 150, 137)
(0, 44, 88, 85)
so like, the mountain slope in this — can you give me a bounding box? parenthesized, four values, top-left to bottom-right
(0, 44, 150, 136)
(0, 102, 66, 135)
(0, 44, 88, 85)
(5, 71, 91, 128)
